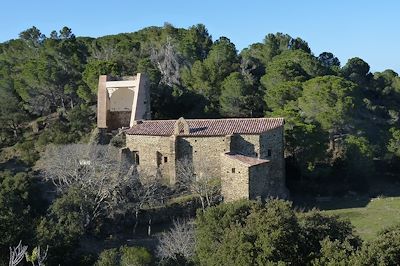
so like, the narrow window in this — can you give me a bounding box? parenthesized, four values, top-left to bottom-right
(267, 149, 272, 157)
(164, 156, 168, 163)
(232, 168, 236, 173)
(156, 152, 162, 166)
(135, 154, 140, 165)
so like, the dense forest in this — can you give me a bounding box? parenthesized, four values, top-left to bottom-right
(1, 23, 400, 265)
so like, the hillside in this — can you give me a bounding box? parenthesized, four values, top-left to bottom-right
(2, 24, 400, 265)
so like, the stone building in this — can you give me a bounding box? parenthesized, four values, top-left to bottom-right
(124, 117, 287, 201)
(97, 73, 287, 201)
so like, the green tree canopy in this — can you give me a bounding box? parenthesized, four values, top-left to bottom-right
(298, 76, 356, 134)
(195, 199, 359, 266)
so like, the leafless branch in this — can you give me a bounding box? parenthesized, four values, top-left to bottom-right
(176, 157, 221, 211)
(150, 37, 186, 86)
(8, 241, 27, 266)
(36, 245, 48, 266)
(157, 219, 196, 260)
(41, 144, 135, 225)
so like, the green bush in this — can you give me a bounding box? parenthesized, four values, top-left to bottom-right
(16, 140, 39, 166)
(298, 210, 361, 262)
(355, 225, 400, 265)
(95, 246, 153, 266)
(120, 246, 153, 266)
(195, 199, 360, 265)
(96, 248, 119, 266)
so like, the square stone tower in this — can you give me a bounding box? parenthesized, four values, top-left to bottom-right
(97, 73, 151, 130)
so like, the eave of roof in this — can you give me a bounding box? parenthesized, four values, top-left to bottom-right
(223, 152, 270, 167)
(125, 117, 284, 136)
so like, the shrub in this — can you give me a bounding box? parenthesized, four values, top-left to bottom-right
(96, 248, 119, 266)
(354, 225, 400, 265)
(120, 246, 153, 266)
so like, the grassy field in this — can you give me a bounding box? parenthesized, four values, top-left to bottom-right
(320, 196, 400, 240)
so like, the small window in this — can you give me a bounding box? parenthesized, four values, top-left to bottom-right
(267, 149, 272, 157)
(232, 168, 236, 173)
(135, 154, 140, 165)
(157, 152, 162, 166)
(164, 156, 168, 163)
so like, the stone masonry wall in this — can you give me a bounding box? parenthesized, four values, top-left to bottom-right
(126, 135, 173, 183)
(97, 75, 109, 128)
(259, 127, 287, 197)
(248, 163, 271, 199)
(125, 125, 287, 199)
(177, 136, 228, 179)
(231, 134, 260, 157)
(220, 155, 249, 202)
(108, 111, 131, 129)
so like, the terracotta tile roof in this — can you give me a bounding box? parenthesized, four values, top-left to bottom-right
(223, 152, 270, 166)
(125, 117, 284, 136)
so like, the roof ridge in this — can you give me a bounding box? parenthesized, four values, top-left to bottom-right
(139, 117, 284, 123)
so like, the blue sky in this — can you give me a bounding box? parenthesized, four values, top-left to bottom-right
(1, 0, 399, 73)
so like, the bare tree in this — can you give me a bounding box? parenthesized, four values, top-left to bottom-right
(150, 37, 186, 86)
(41, 144, 135, 226)
(8, 241, 28, 266)
(127, 172, 165, 234)
(41, 143, 167, 232)
(176, 157, 221, 211)
(157, 219, 196, 261)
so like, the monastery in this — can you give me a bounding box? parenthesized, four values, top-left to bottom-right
(97, 73, 287, 201)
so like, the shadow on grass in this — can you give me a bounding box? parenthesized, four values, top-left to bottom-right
(291, 173, 400, 211)
(292, 195, 371, 211)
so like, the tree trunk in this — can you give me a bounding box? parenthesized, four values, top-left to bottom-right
(133, 210, 139, 234)
(147, 218, 152, 236)
(61, 98, 65, 109)
(200, 196, 205, 212)
(205, 191, 211, 207)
